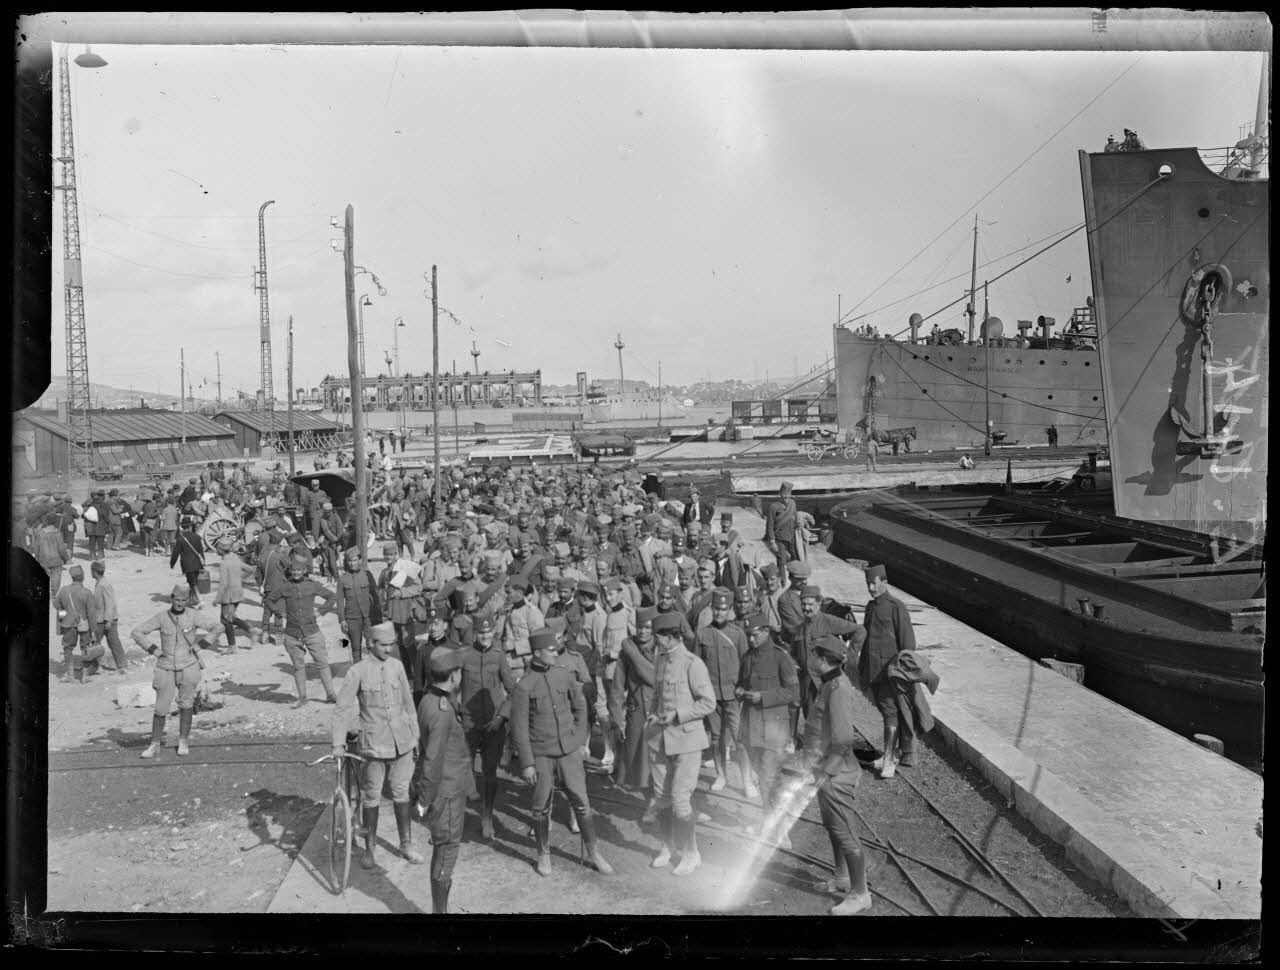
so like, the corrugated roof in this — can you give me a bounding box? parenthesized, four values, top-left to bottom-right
(18, 409, 233, 442)
(213, 410, 340, 434)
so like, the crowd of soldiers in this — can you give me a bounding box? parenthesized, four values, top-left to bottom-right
(25, 458, 927, 917)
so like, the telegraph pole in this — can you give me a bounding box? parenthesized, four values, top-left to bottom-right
(180, 348, 187, 448)
(344, 206, 368, 567)
(255, 201, 276, 442)
(215, 351, 222, 409)
(287, 315, 296, 475)
(614, 333, 625, 395)
(432, 266, 442, 507)
(983, 281, 992, 457)
(967, 214, 979, 345)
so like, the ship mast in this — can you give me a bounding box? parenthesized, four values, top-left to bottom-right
(967, 214, 979, 344)
(1251, 53, 1270, 172)
(983, 281, 992, 456)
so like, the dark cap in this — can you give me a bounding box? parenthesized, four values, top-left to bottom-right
(428, 648, 464, 675)
(866, 564, 887, 583)
(603, 577, 623, 594)
(578, 581, 600, 598)
(787, 561, 812, 578)
(652, 613, 684, 636)
(711, 588, 732, 608)
(801, 584, 822, 600)
(657, 582, 677, 598)
(636, 606, 658, 626)
(812, 634, 848, 662)
(720, 511, 733, 522)
(744, 613, 771, 635)
(474, 616, 495, 635)
(529, 630, 559, 652)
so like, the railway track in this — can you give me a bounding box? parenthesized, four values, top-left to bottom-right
(51, 732, 1056, 917)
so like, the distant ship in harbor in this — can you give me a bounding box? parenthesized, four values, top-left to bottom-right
(834, 222, 1106, 452)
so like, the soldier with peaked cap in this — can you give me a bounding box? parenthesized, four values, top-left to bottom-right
(796, 583, 864, 725)
(415, 646, 470, 913)
(646, 611, 716, 876)
(695, 587, 749, 793)
(55, 563, 96, 682)
(459, 615, 517, 841)
(212, 535, 257, 651)
(860, 564, 917, 778)
(334, 621, 422, 871)
(511, 629, 614, 877)
(794, 634, 872, 915)
(131, 584, 223, 758)
(267, 552, 339, 707)
(736, 612, 800, 846)
(336, 547, 382, 663)
(764, 481, 799, 575)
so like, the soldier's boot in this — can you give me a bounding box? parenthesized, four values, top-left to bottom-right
(140, 714, 165, 759)
(825, 835, 851, 894)
(430, 878, 451, 914)
(480, 780, 498, 841)
(394, 801, 424, 863)
(177, 708, 193, 756)
(640, 791, 659, 826)
(318, 664, 338, 704)
(830, 850, 872, 915)
(361, 806, 381, 870)
(874, 724, 898, 775)
(292, 668, 309, 708)
(671, 814, 701, 876)
(650, 809, 673, 869)
(577, 814, 614, 875)
(534, 814, 552, 877)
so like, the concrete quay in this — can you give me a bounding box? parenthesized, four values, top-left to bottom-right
(730, 509, 1262, 919)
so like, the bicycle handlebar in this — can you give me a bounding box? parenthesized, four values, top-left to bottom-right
(309, 752, 366, 766)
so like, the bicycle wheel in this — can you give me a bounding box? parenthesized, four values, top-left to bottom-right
(329, 787, 354, 894)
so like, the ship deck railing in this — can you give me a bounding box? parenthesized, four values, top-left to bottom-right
(1197, 142, 1269, 181)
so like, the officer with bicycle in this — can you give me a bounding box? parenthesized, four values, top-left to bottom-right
(331, 621, 422, 871)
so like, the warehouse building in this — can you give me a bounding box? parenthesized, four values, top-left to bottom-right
(14, 409, 238, 475)
(212, 409, 348, 457)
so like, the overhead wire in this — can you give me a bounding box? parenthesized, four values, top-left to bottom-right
(838, 55, 1144, 328)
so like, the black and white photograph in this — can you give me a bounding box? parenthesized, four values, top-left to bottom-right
(10, 9, 1264, 948)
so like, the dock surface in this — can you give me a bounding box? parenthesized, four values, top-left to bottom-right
(730, 508, 1262, 919)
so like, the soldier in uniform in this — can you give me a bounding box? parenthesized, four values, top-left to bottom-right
(319, 501, 344, 581)
(131, 584, 223, 758)
(460, 615, 516, 840)
(695, 588, 749, 793)
(55, 564, 97, 682)
(609, 605, 658, 805)
(796, 634, 872, 915)
(510, 630, 614, 877)
(332, 621, 423, 870)
(763, 481, 799, 574)
(267, 554, 339, 707)
(336, 547, 382, 663)
(795, 585, 864, 725)
(736, 613, 799, 845)
(415, 646, 469, 913)
(859, 564, 917, 779)
(646, 612, 716, 876)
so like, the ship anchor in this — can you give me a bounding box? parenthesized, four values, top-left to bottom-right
(1170, 276, 1245, 459)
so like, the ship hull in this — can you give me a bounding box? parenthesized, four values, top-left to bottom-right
(1079, 147, 1268, 537)
(829, 493, 1263, 762)
(835, 330, 1106, 451)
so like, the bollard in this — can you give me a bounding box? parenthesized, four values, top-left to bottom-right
(1076, 598, 1092, 616)
(1192, 734, 1225, 756)
(1091, 604, 1106, 621)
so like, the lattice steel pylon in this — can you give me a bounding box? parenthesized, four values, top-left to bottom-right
(254, 200, 276, 439)
(54, 49, 98, 475)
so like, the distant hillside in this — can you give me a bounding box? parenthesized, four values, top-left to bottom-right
(36, 377, 204, 411)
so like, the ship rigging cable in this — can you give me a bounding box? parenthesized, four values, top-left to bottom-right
(887, 171, 1169, 341)
(838, 57, 1144, 327)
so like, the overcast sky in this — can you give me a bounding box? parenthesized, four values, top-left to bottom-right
(45, 41, 1265, 396)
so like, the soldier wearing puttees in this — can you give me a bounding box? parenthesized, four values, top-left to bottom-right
(267, 556, 339, 707)
(459, 615, 517, 841)
(415, 647, 470, 912)
(797, 635, 873, 915)
(510, 630, 614, 877)
(336, 548, 383, 664)
(736, 613, 800, 844)
(695, 587, 750, 794)
(646, 612, 716, 877)
(333, 621, 423, 871)
(764, 481, 799, 574)
(796, 584, 864, 720)
(859, 565, 918, 777)
(131, 584, 223, 759)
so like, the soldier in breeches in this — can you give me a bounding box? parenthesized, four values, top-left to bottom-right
(333, 621, 423, 871)
(797, 634, 872, 915)
(336, 548, 382, 663)
(131, 584, 223, 759)
(736, 613, 800, 845)
(646, 612, 716, 877)
(415, 647, 470, 913)
(511, 630, 614, 877)
(859, 564, 917, 779)
(460, 615, 517, 841)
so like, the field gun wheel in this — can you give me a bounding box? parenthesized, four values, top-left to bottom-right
(203, 517, 237, 548)
(805, 442, 825, 463)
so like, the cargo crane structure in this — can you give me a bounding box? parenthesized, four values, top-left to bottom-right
(254, 200, 276, 440)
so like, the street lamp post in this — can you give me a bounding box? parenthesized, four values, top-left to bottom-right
(358, 293, 372, 381)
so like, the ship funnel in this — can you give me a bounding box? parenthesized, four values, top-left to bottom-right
(1037, 315, 1055, 343)
(908, 313, 923, 343)
(981, 316, 1003, 341)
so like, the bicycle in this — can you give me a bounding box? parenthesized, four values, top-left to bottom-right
(311, 746, 365, 894)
